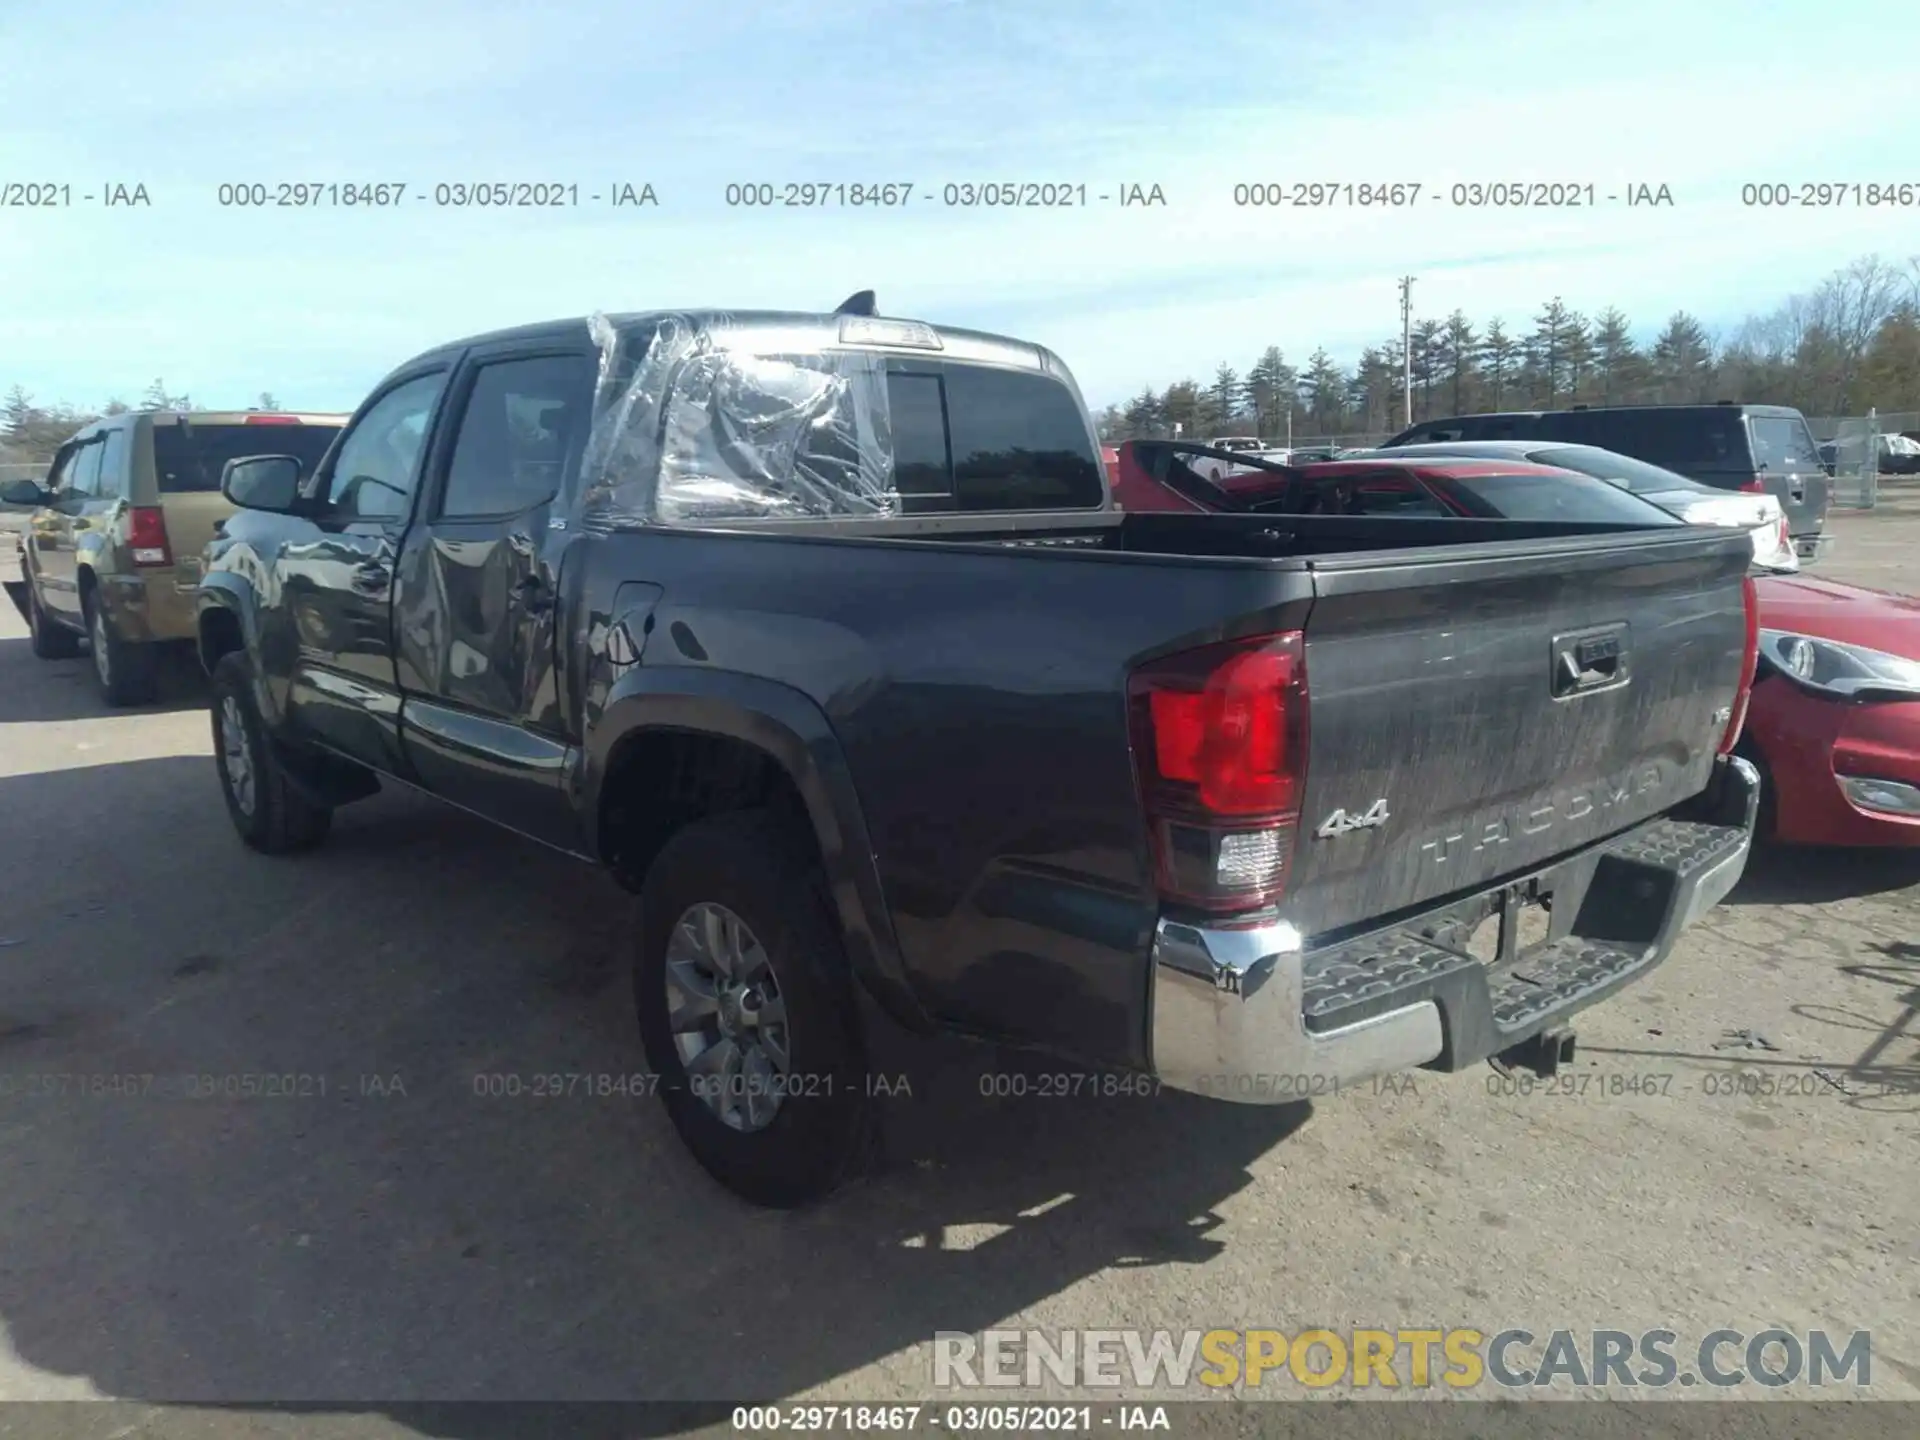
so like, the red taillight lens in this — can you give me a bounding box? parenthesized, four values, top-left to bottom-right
(128, 506, 173, 567)
(1719, 575, 1759, 755)
(1739, 478, 1766, 495)
(244, 414, 302, 424)
(1128, 632, 1309, 911)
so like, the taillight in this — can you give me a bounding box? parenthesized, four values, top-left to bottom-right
(1719, 575, 1759, 755)
(1739, 478, 1766, 495)
(244, 414, 302, 425)
(1127, 631, 1308, 912)
(128, 506, 173, 567)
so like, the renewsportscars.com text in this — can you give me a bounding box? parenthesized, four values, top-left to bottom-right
(932, 1327, 1872, 1391)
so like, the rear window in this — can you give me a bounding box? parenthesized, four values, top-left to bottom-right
(152, 421, 343, 494)
(1535, 409, 1749, 471)
(1529, 446, 1706, 496)
(1434, 470, 1683, 525)
(1749, 415, 1822, 470)
(804, 364, 1103, 514)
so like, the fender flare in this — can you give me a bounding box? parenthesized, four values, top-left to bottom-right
(196, 574, 284, 728)
(585, 666, 929, 1032)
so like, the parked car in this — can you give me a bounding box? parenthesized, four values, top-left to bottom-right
(1184, 436, 1292, 484)
(1739, 576, 1920, 846)
(1818, 433, 1920, 477)
(196, 305, 1758, 1206)
(3, 410, 348, 704)
(1383, 403, 1833, 561)
(1345, 439, 1797, 570)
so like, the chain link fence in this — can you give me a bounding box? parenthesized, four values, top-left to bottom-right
(1806, 411, 1920, 509)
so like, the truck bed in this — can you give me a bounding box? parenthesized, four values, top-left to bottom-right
(573, 510, 1753, 1068)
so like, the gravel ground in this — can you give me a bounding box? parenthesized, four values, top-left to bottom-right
(0, 507, 1914, 1437)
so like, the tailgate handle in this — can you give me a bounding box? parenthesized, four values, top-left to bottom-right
(1551, 626, 1630, 698)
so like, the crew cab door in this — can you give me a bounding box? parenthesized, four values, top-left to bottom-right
(282, 369, 448, 774)
(391, 344, 594, 851)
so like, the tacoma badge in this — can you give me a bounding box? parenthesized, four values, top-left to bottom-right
(1316, 799, 1390, 839)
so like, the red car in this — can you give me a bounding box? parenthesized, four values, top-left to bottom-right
(1740, 576, 1920, 846)
(1110, 439, 1678, 525)
(1112, 440, 1920, 847)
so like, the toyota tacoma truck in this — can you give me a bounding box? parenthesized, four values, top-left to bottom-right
(195, 299, 1761, 1207)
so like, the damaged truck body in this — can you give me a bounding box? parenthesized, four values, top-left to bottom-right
(194, 301, 1761, 1205)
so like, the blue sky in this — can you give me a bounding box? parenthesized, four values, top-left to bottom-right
(1, 0, 1913, 415)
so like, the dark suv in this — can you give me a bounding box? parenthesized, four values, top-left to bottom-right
(1383, 404, 1832, 560)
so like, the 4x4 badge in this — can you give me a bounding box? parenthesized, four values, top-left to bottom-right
(1316, 799, 1390, 839)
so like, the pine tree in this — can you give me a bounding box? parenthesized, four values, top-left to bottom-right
(1651, 313, 1715, 403)
(1213, 362, 1244, 432)
(1480, 321, 1520, 408)
(1411, 318, 1444, 421)
(1440, 311, 1478, 414)
(2, 385, 34, 439)
(1298, 349, 1346, 433)
(1590, 308, 1642, 404)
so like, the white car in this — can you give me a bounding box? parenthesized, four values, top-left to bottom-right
(1354, 440, 1798, 571)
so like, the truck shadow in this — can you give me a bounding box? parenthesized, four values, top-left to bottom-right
(0, 635, 208, 722)
(0, 757, 1307, 1431)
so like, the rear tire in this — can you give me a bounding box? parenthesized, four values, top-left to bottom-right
(210, 652, 333, 854)
(636, 809, 871, 1208)
(86, 594, 158, 706)
(26, 583, 82, 660)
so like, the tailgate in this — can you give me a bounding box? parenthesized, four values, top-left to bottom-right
(160, 492, 234, 589)
(1283, 527, 1751, 937)
(1771, 469, 1830, 538)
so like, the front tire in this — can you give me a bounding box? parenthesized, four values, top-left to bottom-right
(209, 652, 333, 854)
(86, 595, 158, 706)
(636, 809, 871, 1208)
(26, 582, 82, 660)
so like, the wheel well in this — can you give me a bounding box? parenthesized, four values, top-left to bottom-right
(77, 567, 97, 611)
(598, 728, 817, 892)
(199, 606, 244, 675)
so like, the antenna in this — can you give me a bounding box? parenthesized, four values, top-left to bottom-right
(834, 290, 878, 317)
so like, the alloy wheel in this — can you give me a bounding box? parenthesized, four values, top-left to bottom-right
(219, 694, 256, 816)
(664, 902, 792, 1132)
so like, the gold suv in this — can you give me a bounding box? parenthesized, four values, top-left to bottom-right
(4, 410, 346, 704)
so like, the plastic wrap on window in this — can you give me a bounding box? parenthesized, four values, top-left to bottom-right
(575, 311, 899, 531)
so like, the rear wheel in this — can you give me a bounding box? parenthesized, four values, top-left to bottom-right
(26, 583, 81, 660)
(210, 652, 333, 854)
(636, 809, 871, 1208)
(86, 595, 158, 706)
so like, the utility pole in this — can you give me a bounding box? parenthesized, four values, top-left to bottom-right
(1398, 276, 1416, 426)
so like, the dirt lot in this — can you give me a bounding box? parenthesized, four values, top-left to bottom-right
(0, 505, 1915, 1435)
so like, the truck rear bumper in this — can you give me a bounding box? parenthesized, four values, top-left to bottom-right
(1149, 756, 1759, 1102)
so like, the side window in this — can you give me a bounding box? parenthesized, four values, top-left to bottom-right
(441, 355, 594, 518)
(95, 428, 128, 499)
(325, 372, 447, 520)
(65, 439, 103, 497)
(45, 444, 78, 493)
(886, 372, 952, 504)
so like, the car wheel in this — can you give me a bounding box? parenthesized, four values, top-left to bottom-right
(636, 808, 872, 1208)
(26, 583, 81, 660)
(209, 652, 333, 854)
(86, 595, 158, 706)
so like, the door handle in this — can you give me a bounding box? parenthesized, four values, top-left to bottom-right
(351, 562, 391, 594)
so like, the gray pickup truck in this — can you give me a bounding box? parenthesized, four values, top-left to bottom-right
(195, 300, 1761, 1205)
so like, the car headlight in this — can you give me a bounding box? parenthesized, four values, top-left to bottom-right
(1758, 629, 1920, 699)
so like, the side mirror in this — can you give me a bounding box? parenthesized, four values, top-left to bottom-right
(0, 478, 50, 506)
(221, 454, 303, 513)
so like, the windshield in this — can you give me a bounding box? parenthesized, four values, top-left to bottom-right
(153, 421, 343, 494)
(1530, 446, 1709, 496)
